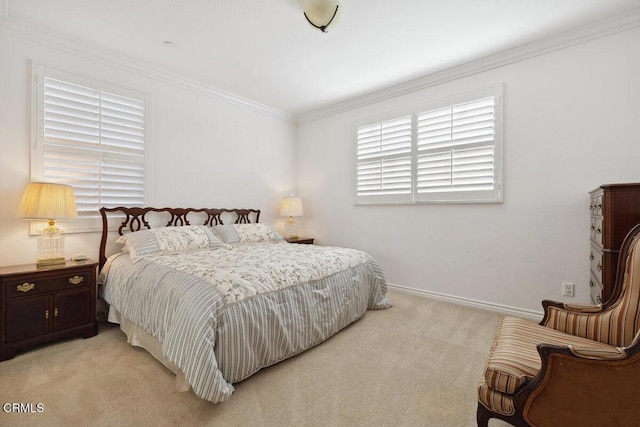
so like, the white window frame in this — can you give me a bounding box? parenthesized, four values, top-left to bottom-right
(31, 63, 151, 234)
(355, 84, 503, 205)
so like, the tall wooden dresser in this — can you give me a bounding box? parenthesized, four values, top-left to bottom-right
(589, 183, 640, 305)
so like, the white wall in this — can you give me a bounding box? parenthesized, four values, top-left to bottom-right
(0, 32, 296, 266)
(2, 19, 639, 316)
(296, 28, 640, 312)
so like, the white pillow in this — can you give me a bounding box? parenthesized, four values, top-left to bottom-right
(116, 225, 224, 261)
(211, 223, 284, 244)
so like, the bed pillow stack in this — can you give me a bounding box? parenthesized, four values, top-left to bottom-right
(117, 225, 225, 261)
(211, 223, 284, 244)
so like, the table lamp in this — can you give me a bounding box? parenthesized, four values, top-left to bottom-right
(280, 194, 304, 240)
(18, 182, 77, 266)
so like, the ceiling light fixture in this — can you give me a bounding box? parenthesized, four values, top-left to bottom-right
(303, 0, 341, 33)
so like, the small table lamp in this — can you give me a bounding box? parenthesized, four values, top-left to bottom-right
(280, 194, 304, 240)
(18, 182, 77, 267)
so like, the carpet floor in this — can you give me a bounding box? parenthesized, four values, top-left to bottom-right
(0, 290, 510, 426)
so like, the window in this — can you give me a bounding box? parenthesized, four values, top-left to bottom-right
(33, 65, 148, 232)
(356, 115, 412, 202)
(355, 85, 502, 204)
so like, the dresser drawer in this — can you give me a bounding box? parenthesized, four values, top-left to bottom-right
(590, 193, 603, 216)
(590, 272, 603, 305)
(589, 244, 603, 284)
(4, 269, 92, 299)
(590, 216, 603, 246)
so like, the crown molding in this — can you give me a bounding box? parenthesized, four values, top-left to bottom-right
(296, 6, 640, 124)
(0, 8, 295, 124)
(3, 1, 639, 126)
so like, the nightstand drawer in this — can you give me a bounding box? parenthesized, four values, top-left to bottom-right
(5, 269, 92, 299)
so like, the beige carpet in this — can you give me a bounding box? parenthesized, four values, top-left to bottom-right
(0, 290, 510, 426)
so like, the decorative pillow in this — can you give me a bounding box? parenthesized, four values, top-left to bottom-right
(117, 229, 158, 258)
(211, 223, 284, 244)
(117, 225, 224, 260)
(210, 225, 241, 244)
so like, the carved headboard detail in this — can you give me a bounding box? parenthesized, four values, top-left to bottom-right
(99, 207, 261, 269)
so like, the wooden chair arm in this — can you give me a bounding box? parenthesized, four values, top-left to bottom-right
(513, 341, 640, 426)
(539, 299, 603, 326)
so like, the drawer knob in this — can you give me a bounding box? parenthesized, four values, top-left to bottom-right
(589, 253, 594, 260)
(589, 280, 594, 287)
(596, 295, 602, 304)
(596, 261, 602, 272)
(17, 282, 35, 293)
(69, 276, 84, 285)
(596, 227, 602, 234)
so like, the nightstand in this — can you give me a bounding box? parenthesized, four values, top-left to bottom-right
(285, 237, 314, 244)
(0, 259, 98, 361)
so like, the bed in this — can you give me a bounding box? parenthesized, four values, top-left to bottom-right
(98, 207, 391, 403)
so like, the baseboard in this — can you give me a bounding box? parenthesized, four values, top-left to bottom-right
(387, 283, 544, 322)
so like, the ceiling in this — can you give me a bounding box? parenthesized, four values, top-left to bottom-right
(5, 0, 640, 116)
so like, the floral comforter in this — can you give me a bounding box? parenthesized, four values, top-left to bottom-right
(144, 242, 370, 304)
(101, 241, 390, 403)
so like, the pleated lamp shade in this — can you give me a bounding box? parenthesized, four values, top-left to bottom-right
(18, 182, 78, 221)
(18, 182, 77, 266)
(280, 196, 304, 218)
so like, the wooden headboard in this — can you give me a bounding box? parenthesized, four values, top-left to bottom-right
(99, 207, 261, 269)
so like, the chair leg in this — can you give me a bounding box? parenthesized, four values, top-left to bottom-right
(476, 402, 492, 427)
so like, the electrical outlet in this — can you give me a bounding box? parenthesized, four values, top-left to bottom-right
(562, 282, 575, 297)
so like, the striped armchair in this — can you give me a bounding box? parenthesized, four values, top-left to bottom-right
(477, 223, 640, 426)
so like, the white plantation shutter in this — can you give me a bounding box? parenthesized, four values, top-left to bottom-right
(354, 85, 502, 204)
(356, 115, 412, 203)
(34, 66, 147, 230)
(416, 95, 498, 201)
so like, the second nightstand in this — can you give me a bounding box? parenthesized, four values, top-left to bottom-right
(0, 259, 98, 361)
(285, 237, 315, 245)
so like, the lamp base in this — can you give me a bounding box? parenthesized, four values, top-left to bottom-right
(37, 226, 65, 265)
(37, 257, 66, 267)
(284, 218, 298, 240)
